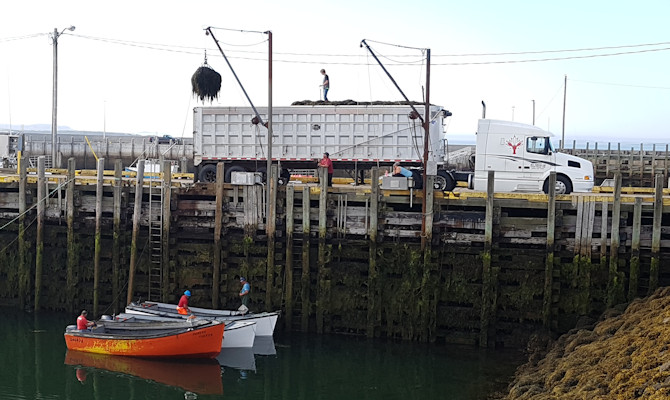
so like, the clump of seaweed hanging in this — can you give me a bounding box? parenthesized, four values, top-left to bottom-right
(191, 53, 221, 102)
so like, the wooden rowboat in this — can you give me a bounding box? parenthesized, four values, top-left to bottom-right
(126, 301, 279, 337)
(63, 319, 224, 358)
(110, 313, 257, 348)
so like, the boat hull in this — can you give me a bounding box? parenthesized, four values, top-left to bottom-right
(112, 313, 257, 348)
(126, 301, 279, 336)
(222, 320, 257, 348)
(64, 321, 224, 358)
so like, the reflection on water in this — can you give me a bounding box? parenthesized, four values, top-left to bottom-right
(65, 350, 224, 395)
(0, 310, 524, 400)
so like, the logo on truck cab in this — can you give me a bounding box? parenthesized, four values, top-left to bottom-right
(501, 136, 522, 155)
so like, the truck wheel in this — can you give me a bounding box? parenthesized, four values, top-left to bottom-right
(278, 169, 291, 186)
(543, 175, 573, 194)
(198, 164, 217, 183)
(224, 166, 246, 183)
(435, 171, 456, 192)
(411, 170, 423, 190)
(256, 167, 267, 181)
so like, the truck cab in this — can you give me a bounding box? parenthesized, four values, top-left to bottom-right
(472, 119, 593, 194)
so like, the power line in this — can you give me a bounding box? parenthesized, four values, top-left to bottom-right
(432, 47, 670, 65)
(433, 41, 670, 57)
(570, 79, 670, 90)
(0, 33, 47, 43)
(49, 33, 670, 66)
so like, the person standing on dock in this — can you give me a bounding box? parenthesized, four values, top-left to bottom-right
(318, 152, 334, 186)
(76, 310, 95, 331)
(177, 290, 191, 315)
(239, 277, 250, 314)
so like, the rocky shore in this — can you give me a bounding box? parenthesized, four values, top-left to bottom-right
(500, 287, 670, 399)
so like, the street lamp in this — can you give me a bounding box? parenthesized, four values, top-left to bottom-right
(51, 25, 75, 168)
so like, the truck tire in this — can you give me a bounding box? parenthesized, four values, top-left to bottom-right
(278, 169, 291, 186)
(435, 170, 456, 192)
(198, 164, 217, 183)
(225, 165, 247, 183)
(543, 175, 573, 195)
(411, 170, 423, 190)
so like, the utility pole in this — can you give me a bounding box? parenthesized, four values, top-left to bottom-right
(51, 26, 75, 168)
(266, 31, 273, 230)
(561, 75, 567, 150)
(420, 49, 431, 251)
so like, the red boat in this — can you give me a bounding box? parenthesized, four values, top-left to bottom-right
(65, 350, 224, 395)
(64, 319, 224, 358)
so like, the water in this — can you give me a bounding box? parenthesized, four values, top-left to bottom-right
(0, 310, 524, 399)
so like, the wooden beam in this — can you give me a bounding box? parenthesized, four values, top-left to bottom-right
(112, 159, 122, 314)
(542, 172, 556, 328)
(34, 156, 46, 311)
(93, 158, 105, 316)
(212, 162, 224, 308)
(127, 160, 145, 305)
(285, 184, 295, 332)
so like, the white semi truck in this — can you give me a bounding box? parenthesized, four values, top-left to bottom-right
(193, 104, 593, 194)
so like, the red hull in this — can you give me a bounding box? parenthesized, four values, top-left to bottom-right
(64, 321, 224, 358)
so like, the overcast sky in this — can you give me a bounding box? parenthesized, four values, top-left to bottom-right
(1, 0, 669, 145)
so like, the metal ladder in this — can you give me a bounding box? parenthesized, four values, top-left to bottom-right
(147, 162, 163, 301)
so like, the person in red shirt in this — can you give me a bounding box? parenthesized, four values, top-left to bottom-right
(177, 290, 191, 315)
(76, 310, 94, 330)
(318, 152, 334, 187)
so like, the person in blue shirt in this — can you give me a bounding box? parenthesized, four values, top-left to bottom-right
(239, 277, 250, 313)
(392, 162, 413, 178)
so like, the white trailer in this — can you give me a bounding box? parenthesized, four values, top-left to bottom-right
(193, 104, 593, 194)
(193, 104, 449, 188)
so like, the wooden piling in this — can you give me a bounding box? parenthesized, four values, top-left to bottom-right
(542, 172, 556, 328)
(301, 185, 311, 332)
(161, 160, 172, 302)
(285, 184, 295, 331)
(421, 174, 436, 341)
(112, 160, 122, 314)
(212, 162, 224, 308)
(93, 158, 104, 316)
(607, 173, 623, 306)
(127, 160, 145, 305)
(649, 174, 663, 294)
(18, 156, 27, 309)
(600, 199, 609, 268)
(480, 170, 497, 348)
(367, 167, 380, 338)
(628, 197, 642, 301)
(266, 165, 278, 310)
(316, 166, 329, 334)
(35, 156, 45, 311)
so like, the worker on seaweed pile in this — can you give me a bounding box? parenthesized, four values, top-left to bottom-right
(177, 290, 191, 315)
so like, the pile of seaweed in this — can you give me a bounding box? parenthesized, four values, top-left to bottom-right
(501, 287, 670, 400)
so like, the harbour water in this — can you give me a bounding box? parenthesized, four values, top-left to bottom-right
(0, 310, 525, 399)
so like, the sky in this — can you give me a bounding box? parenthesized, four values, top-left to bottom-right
(1, 0, 669, 146)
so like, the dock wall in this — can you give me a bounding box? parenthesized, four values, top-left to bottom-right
(1, 159, 669, 348)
